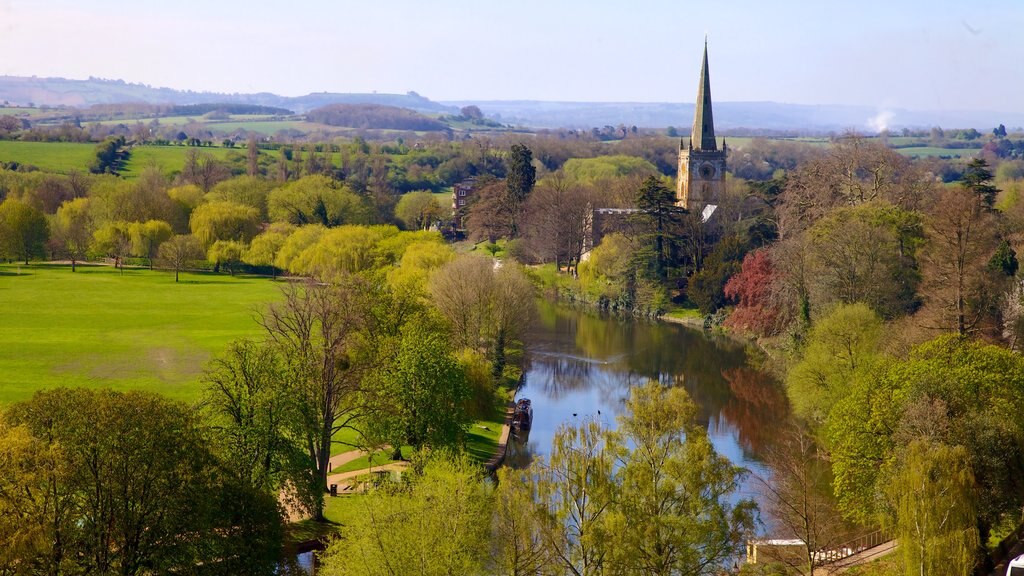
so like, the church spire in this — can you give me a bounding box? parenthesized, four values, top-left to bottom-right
(690, 39, 717, 151)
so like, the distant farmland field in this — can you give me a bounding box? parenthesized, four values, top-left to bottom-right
(895, 146, 979, 158)
(204, 120, 313, 135)
(0, 264, 279, 404)
(0, 140, 96, 172)
(0, 140, 240, 176)
(123, 144, 240, 176)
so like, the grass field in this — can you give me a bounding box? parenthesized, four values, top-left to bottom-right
(0, 263, 279, 404)
(122, 144, 239, 176)
(0, 141, 240, 176)
(895, 146, 979, 158)
(0, 107, 45, 117)
(204, 120, 313, 135)
(0, 140, 96, 172)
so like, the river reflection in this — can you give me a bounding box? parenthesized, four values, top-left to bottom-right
(513, 302, 790, 513)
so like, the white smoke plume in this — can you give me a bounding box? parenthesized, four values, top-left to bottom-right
(867, 110, 895, 133)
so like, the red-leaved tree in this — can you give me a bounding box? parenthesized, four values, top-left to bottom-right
(723, 249, 780, 336)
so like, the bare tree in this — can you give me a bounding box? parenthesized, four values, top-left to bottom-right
(157, 234, 203, 282)
(247, 136, 259, 177)
(521, 175, 593, 273)
(429, 256, 534, 378)
(921, 186, 1000, 336)
(754, 426, 850, 575)
(777, 133, 931, 238)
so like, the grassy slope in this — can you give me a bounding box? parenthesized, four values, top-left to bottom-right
(0, 264, 278, 404)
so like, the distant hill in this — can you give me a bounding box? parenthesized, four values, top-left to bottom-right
(0, 76, 456, 114)
(442, 100, 1024, 132)
(2, 74, 1021, 132)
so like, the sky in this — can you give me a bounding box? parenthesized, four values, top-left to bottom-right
(1, 0, 1021, 113)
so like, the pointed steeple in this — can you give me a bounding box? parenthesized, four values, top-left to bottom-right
(690, 39, 717, 151)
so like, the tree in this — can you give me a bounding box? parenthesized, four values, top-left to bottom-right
(460, 105, 484, 120)
(203, 340, 315, 515)
(319, 453, 492, 576)
(364, 315, 471, 453)
(961, 158, 999, 210)
(804, 202, 923, 318)
(885, 441, 979, 576)
(778, 134, 930, 236)
(157, 234, 203, 282)
(921, 185, 1000, 336)
(259, 278, 374, 517)
(754, 427, 849, 576)
(428, 256, 534, 379)
(787, 303, 883, 424)
(465, 178, 515, 241)
(608, 382, 756, 575)
(53, 197, 93, 271)
(827, 334, 1024, 535)
(206, 175, 274, 220)
(207, 239, 247, 275)
(244, 223, 294, 278)
(635, 175, 685, 279)
(505, 143, 536, 237)
(522, 176, 592, 272)
(247, 136, 260, 176)
(491, 467, 552, 576)
(501, 382, 755, 576)
(534, 419, 617, 576)
(189, 200, 261, 247)
(128, 219, 172, 269)
(267, 175, 371, 227)
(688, 234, 748, 314)
(2, 388, 282, 575)
(723, 249, 781, 336)
(0, 413, 66, 575)
(0, 198, 48, 264)
(395, 190, 445, 230)
(179, 148, 230, 191)
(90, 221, 132, 271)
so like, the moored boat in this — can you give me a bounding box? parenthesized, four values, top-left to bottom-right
(512, 398, 533, 432)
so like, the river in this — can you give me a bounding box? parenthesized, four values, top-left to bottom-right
(285, 301, 789, 573)
(506, 301, 787, 506)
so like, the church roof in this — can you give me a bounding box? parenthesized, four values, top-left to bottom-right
(690, 41, 717, 151)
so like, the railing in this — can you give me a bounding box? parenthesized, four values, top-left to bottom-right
(817, 530, 889, 564)
(747, 529, 890, 565)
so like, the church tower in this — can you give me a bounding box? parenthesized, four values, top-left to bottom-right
(677, 40, 726, 215)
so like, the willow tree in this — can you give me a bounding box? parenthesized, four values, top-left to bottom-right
(885, 441, 978, 576)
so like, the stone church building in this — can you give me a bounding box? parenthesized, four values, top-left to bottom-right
(583, 41, 726, 258)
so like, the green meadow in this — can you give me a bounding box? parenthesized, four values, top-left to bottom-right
(0, 264, 279, 404)
(122, 144, 239, 176)
(0, 140, 97, 172)
(0, 141, 241, 176)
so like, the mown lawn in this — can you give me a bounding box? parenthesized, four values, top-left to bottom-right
(0, 263, 279, 404)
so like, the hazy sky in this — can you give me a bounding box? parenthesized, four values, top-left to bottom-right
(1, 0, 1020, 112)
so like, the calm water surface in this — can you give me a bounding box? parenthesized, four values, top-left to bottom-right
(507, 302, 789, 511)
